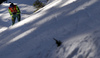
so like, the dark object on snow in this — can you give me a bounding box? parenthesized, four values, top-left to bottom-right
(0, 0, 7, 4)
(33, 0, 45, 8)
(53, 38, 62, 47)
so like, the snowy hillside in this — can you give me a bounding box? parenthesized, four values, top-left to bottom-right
(8, 0, 35, 5)
(8, 0, 47, 5)
(0, 0, 100, 58)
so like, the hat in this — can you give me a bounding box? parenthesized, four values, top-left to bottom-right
(10, 3, 14, 7)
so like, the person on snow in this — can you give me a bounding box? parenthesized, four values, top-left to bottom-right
(8, 3, 21, 25)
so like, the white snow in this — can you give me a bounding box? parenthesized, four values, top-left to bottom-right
(0, 0, 100, 58)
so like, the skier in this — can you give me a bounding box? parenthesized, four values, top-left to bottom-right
(8, 3, 21, 25)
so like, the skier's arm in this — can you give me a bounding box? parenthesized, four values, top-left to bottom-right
(16, 5, 21, 14)
(8, 8, 13, 16)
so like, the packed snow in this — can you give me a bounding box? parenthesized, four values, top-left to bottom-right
(0, 0, 100, 58)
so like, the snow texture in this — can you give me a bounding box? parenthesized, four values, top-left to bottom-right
(0, 0, 100, 58)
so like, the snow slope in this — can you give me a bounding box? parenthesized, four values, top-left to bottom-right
(8, 0, 35, 5)
(8, 0, 47, 5)
(0, 0, 100, 58)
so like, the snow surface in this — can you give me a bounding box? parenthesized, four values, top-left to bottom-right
(0, 0, 100, 58)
